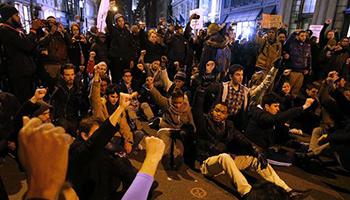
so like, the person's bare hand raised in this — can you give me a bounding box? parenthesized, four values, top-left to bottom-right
(19, 116, 73, 199)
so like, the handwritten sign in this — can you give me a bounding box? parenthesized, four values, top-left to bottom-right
(261, 14, 282, 28)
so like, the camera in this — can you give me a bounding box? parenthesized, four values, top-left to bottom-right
(192, 14, 200, 20)
(74, 35, 81, 40)
(41, 19, 57, 28)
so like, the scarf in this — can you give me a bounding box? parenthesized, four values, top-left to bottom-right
(106, 101, 119, 115)
(165, 96, 191, 126)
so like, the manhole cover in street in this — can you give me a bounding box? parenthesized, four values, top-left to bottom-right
(190, 187, 207, 199)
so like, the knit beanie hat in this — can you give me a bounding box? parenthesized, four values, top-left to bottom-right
(0, 4, 18, 22)
(114, 13, 124, 22)
(174, 71, 186, 82)
(32, 100, 53, 117)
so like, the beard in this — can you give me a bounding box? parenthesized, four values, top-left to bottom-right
(10, 19, 22, 28)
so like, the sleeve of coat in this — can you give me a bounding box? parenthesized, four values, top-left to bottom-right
(89, 80, 105, 120)
(106, 11, 115, 35)
(257, 107, 303, 126)
(119, 112, 134, 144)
(150, 87, 169, 111)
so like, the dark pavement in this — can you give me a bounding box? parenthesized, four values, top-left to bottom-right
(1, 149, 350, 200)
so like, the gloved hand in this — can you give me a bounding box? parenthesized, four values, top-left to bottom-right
(253, 145, 268, 170)
(257, 152, 268, 170)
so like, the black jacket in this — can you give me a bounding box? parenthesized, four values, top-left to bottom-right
(50, 79, 84, 133)
(0, 23, 37, 78)
(106, 11, 135, 61)
(193, 88, 257, 162)
(245, 106, 303, 149)
(67, 119, 124, 200)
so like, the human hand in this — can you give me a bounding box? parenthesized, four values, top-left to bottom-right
(137, 63, 144, 71)
(80, 35, 87, 43)
(325, 19, 332, 25)
(256, 153, 268, 170)
(93, 65, 101, 81)
(131, 92, 138, 99)
(303, 70, 309, 75)
(303, 98, 315, 110)
(57, 23, 65, 33)
(144, 136, 165, 163)
(19, 117, 73, 199)
(145, 76, 154, 90)
(317, 134, 329, 146)
(327, 70, 339, 81)
(31, 88, 47, 103)
(89, 51, 96, 59)
(289, 128, 303, 135)
(119, 93, 132, 109)
(141, 50, 146, 56)
(31, 19, 43, 30)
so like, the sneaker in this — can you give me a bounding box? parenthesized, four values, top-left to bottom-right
(288, 189, 311, 200)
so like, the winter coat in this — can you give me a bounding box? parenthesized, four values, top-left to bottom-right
(193, 88, 257, 162)
(149, 86, 195, 131)
(39, 31, 70, 64)
(106, 11, 135, 61)
(90, 41, 109, 63)
(255, 35, 282, 72)
(50, 79, 83, 133)
(0, 23, 37, 78)
(285, 37, 311, 72)
(68, 119, 136, 200)
(89, 80, 134, 144)
(245, 106, 303, 149)
(199, 33, 231, 75)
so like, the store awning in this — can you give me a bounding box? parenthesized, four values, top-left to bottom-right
(263, 5, 276, 14)
(226, 9, 262, 23)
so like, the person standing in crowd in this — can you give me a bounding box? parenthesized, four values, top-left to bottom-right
(0, 4, 41, 103)
(90, 32, 109, 64)
(106, 2, 135, 83)
(255, 28, 282, 74)
(200, 23, 231, 80)
(69, 23, 88, 71)
(38, 16, 70, 79)
(284, 31, 312, 96)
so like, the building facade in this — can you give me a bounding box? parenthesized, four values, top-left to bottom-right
(172, 0, 199, 24)
(1, 0, 97, 32)
(220, 0, 278, 40)
(220, 0, 350, 39)
(280, 0, 350, 38)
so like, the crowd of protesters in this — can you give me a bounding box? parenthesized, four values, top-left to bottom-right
(1, 2, 350, 200)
